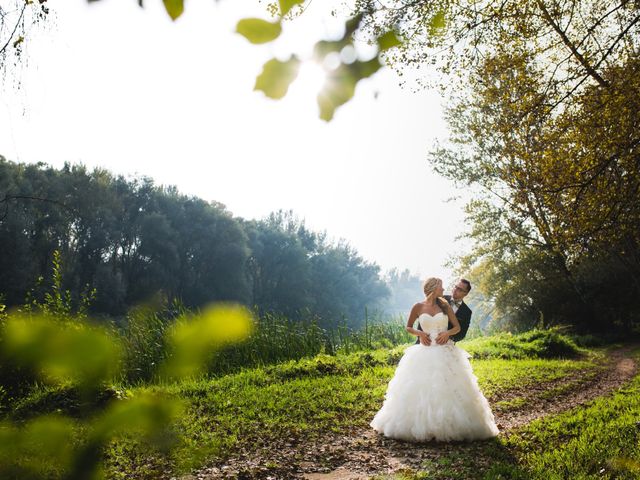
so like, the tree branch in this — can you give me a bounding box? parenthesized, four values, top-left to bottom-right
(535, 0, 609, 87)
(0, 194, 76, 222)
(0, 1, 27, 57)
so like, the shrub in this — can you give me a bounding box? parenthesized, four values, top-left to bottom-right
(460, 329, 582, 360)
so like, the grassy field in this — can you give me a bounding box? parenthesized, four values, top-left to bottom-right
(96, 335, 600, 478)
(4, 325, 636, 480)
(494, 348, 640, 479)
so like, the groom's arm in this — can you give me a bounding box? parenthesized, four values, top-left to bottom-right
(451, 307, 472, 342)
(414, 321, 423, 344)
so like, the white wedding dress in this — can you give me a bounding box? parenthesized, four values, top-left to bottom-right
(370, 312, 499, 442)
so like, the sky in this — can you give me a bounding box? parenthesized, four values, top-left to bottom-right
(0, 0, 472, 286)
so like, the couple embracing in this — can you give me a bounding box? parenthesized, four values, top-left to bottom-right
(370, 277, 499, 442)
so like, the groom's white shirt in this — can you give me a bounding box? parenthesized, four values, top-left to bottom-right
(450, 299, 461, 314)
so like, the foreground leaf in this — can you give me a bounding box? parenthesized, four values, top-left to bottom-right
(313, 40, 346, 60)
(236, 18, 282, 44)
(279, 0, 305, 16)
(254, 56, 301, 99)
(93, 393, 184, 441)
(317, 58, 381, 121)
(318, 68, 356, 122)
(429, 9, 447, 36)
(0, 417, 75, 477)
(377, 31, 402, 51)
(162, 0, 184, 21)
(161, 303, 253, 379)
(2, 315, 121, 389)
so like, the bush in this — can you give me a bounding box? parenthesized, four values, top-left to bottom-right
(460, 329, 582, 359)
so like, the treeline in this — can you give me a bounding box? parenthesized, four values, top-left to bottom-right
(0, 158, 389, 327)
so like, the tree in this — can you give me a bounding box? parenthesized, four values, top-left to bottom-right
(435, 49, 640, 331)
(244, 210, 389, 326)
(310, 240, 389, 327)
(383, 268, 423, 316)
(244, 212, 315, 318)
(0, 159, 253, 316)
(0, 0, 50, 83)
(1, 160, 389, 327)
(358, 1, 639, 98)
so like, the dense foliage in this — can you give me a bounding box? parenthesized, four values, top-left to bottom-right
(0, 158, 389, 327)
(425, 12, 640, 332)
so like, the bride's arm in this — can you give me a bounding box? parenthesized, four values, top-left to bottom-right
(435, 298, 460, 344)
(406, 303, 429, 344)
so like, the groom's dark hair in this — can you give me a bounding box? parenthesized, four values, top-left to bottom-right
(460, 278, 472, 292)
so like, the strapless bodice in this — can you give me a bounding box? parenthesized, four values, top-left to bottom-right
(418, 312, 448, 335)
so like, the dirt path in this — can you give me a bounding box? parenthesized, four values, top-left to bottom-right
(186, 347, 638, 480)
(491, 347, 636, 431)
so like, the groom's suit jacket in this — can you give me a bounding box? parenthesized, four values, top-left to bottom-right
(414, 295, 472, 344)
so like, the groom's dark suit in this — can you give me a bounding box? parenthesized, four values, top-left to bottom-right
(415, 295, 472, 344)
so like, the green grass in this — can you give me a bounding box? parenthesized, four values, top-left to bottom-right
(487, 348, 640, 480)
(459, 329, 583, 360)
(3, 330, 617, 479)
(473, 356, 600, 398)
(493, 396, 528, 412)
(97, 345, 601, 478)
(209, 315, 413, 375)
(118, 309, 414, 382)
(380, 348, 640, 480)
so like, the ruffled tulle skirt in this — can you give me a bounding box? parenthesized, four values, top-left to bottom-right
(370, 342, 499, 442)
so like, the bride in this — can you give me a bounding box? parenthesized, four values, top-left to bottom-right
(370, 277, 499, 442)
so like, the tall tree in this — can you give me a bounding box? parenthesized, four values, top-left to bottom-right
(433, 50, 640, 330)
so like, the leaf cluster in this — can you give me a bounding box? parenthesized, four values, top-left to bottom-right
(0, 303, 252, 478)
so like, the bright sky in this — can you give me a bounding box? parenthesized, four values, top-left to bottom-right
(0, 0, 471, 284)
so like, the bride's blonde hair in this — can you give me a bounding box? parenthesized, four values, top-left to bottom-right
(423, 277, 441, 297)
(423, 277, 447, 311)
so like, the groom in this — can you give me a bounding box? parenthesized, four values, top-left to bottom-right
(416, 278, 472, 345)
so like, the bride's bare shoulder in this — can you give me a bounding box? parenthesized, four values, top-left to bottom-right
(410, 301, 426, 312)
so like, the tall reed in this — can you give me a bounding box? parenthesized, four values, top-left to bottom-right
(116, 304, 412, 382)
(207, 310, 412, 375)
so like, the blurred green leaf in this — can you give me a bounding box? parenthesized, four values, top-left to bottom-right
(2, 315, 121, 389)
(317, 58, 380, 121)
(313, 40, 346, 61)
(161, 304, 253, 379)
(236, 18, 283, 44)
(318, 67, 356, 122)
(377, 31, 402, 51)
(279, 0, 305, 16)
(93, 393, 183, 441)
(353, 57, 382, 79)
(312, 14, 363, 62)
(254, 56, 301, 100)
(0, 417, 75, 477)
(429, 9, 447, 36)
(344, 13, 364, 38)
(610, 457, 640, 473)
(162, 0, 184, 21)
